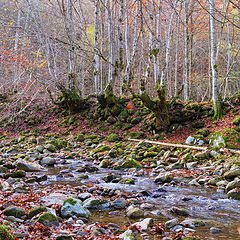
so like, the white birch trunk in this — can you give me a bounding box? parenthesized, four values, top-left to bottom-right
(209, 0, 222, 120)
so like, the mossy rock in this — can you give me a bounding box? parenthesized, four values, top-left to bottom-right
(129, 132, 144, 139)
(111, 104, 122, 116)
(0, 224, 15, 240)
(192, 121, 205, 129)
(143, 152, 158, 158)
(208, 132, 226, 148)
(28, 206, 47, 219)
(95, 145, 111, 153)
(78, 174, 89, 179)
(119, 178, 135, 185)
(196, 129, 210, 137)
(233, 116, 240, 125)
(63, 198, 78, 206)
(107, 133, 119, 142)
(10, 170, 26, 178)
(3, 206, 26, 218)
(37, 212, 58, 226)
(99, 159, 114, 168)
(86, 134, 98, 140)
(120, 158, 142, 169)
(56, 235, 73, 240)
(131, 117, 141, 124)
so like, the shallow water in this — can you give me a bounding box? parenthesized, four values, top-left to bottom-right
(39, 159, 240, 240)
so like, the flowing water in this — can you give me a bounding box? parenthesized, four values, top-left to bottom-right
(37, 158, 240, 240)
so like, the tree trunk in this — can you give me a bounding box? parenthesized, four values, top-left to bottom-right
(209, 0, 222, 120)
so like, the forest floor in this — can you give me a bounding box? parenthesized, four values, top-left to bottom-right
(0, 97, 239, 240)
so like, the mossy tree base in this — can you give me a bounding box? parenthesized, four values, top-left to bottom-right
(213, 100, 223, 121)
(138, 85, 170, 132)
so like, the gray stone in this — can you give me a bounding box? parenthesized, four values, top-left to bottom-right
(226, 179, 240, 191)
(195, 150, 209, 160)
(170, 207, 189, 216)
(185, 136, 204, 146)
(78, 193, 92, 201)
(40, 157, 56, 166)
(216, 180, 228, 187)
(210, 227, 222, 234)
(132, 218, 153, 231)
(61, 198, 90, 218)
(37, 137, 46, 145)
(45, 144, 56, 152)
(208, 132, 226, 148)
(41, 193, 73, 206)
(83, 197, 110, 210)
(187, 162, 198, 169)
(224, 169, 240, 180)
(112, 198, 127, 209)
(36, 145, 44, 153)
(227, 188, 240, 200)
(126, 207, 144, 219)
(165, 218, 178, 229)
(16, 159, 45, 172)
(154, 173, 172, 184)
(119, 229, 135, 240)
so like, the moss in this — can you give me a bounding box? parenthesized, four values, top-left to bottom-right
(0, 224, 15, 240)
(182, 237, 199, 240)
(63, 198, 77, 206)
(107, 133, 119, 142)
(212, 100, 223, 121)
(78, 174, 89, 179)
(120, 158, 142, 169)
(37, 212, 58, 225)
(193, 220, 205, 226)
(11, 170, 26, 178)
(119, 178, 135, 184)
(196, 129, 210, 137)
(95, 145, 111, 153)
(28, 206, 47, 219)
(233, 115, 240, 125)
(143, 152, 158, 158)
(129, 132, 144, 139)
(3, 206, 26, 218)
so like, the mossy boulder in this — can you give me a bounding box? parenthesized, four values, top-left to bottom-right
(129, 132, 144, 139)
(233, 116, 240, 125)
(95, 145, 111, 153)
(61, 198, 90, 218)
(3, 206, 26, 218)
(10, 170, 26, 178)
(196, 129, 210, 137)
(37, 212, 59, 226)
(126, 207, 144, 219)
(0, 224, 15, 240)
(107, 133, 119, 142)
(83, 197, 110, 210)
(119, 158, 142, 169)
(208, 132, 226, 148)
(45, 143, 56, 152)
(227, 188, 240, 200)
(28, 206, 47, 219)
(143, 152, 158, 158)
(76, 134, 85, 142)
(99, 159, 114, 168)
(119, 178, 135, 185)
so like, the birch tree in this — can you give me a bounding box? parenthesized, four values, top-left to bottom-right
(209, 0, 222, 120)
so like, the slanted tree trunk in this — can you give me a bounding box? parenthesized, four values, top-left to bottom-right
(209, 0, 223, 120)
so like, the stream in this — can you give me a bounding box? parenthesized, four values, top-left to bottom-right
(33, 158, 240, 240)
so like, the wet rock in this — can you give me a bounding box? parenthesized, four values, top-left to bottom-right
(216, 180, 228, 187)
(40, 157, 56, 166)
(188, 179, 200, 186)
(119, 229, 136, 240)
(165, 218, 178, 229)
(83, 197, 110, 210)
(170, 207, 189, 217)
(119, 178, 135, 185)
(78, 193, 92, 201)
(37, 212, 59, 226)
(16, 159, 45, 172)
(208, 178, 220, 186)
(132, 218, 153, 231)
(140, 203, 154, 210)
(3, 206, 26, 218)
(28, 206, 47, 219)
(126, 207, 144, 219)
(226, 179, 240, 191)
(172, 224, 183, 232)
(210, 227, 222, 234)
(36, 174, 47, 182)
(112, 198, 127, 209)
(181, 219, 205, 228)
(103, 174, 121, 183)
(61, 198, 90, 218)
(224, 169, 240, 180)
(227, 188, 240, 200)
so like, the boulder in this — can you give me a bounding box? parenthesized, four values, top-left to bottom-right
(3, 206, 26, 218)
(37, 212, 59, 226)
(16, 159, 45, 172)
(224, 169, 240, 180)
(119, 229, 135, 240)
(28, 206, 47, 219)
(126, 207, 144, 219)
(154, 173, 173, 184)
(40, 157, 56, 166)
(132, 218, 153, 231)
(170, 207, 189, 216)
(226, 179, 240, 191)
(165, 218, 178, 229)
(61, 198, 90, 218)
(83, 197, 110, 210)
(208, 132, 226, 148)
(112, 198, 127, 209)
(227, 188, 240, 200)
(185, 136, 204, 146)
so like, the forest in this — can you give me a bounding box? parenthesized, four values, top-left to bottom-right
(0, 0, 240, 239)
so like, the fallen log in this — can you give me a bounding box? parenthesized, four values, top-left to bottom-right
(128, 138, 240, 154)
